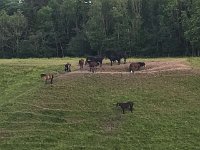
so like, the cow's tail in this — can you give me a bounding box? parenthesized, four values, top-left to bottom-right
(129, 66, 132, 73)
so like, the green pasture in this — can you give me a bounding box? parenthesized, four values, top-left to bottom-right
(0, 57, 200, 150)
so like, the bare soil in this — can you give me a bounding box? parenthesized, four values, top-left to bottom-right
(66, 60, 192, 74)
(56, 60, 199, 81)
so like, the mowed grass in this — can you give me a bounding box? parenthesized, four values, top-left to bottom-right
(0, 57, 200, 150)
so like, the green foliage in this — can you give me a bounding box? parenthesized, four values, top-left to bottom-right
(182, 0, 200, 55)
(68, 32, 91, 56)
(0, 10, 27, 58)
(0, 0, 200, 57)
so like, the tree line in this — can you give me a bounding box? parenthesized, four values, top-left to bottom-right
(0, 0, 200, 58)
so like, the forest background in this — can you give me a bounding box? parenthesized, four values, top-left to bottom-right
(0, 0, 200, 58)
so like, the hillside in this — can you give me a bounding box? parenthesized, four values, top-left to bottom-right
(0, 58, 200, 150)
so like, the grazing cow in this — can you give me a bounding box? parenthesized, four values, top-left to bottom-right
(129, 62, 145, 73)
(85, 56, 104, 67)
(41, 73, 54, 84)
(65, 63, 71, 72)
(116, 101, 134, 114)
(79, 59, 84, 70)
(87, 60, 99, 73)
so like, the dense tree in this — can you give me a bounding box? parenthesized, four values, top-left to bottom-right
(182, 0, 200, 56)
(0, 10, 27, 57)
(0, 0, 199, 58)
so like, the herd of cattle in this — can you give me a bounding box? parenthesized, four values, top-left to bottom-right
(41, 51, 146, 84)
(40, 51, 139, 114)
(76, 56, 145, 73)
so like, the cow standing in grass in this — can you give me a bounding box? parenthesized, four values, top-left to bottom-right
(85, 56, 104, 67)
(79, 59, 84, 70)
(65, 63, 71, 72)
(116, 101, 134, 114)
(107, 55, 121, 66)
(41, 73, 54, 84)
(105, 50, 127, 66)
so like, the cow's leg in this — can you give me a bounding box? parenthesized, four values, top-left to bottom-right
(124, 58, 126, 64)
(100, 61, 102, 67)
(137, 66, 140, 71)
(50, 78, 53, 84)
(96, 66, 98, 72)
(122, 108, 125, 114)
(130, 106, 133, 112)
(95, 67, 97, 73)
(85, 59, 88, 65)
(111, 61, 113, 66)
(118, 59, 121, 65)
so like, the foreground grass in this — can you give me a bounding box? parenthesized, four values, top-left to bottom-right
(0, 58, 80, 104)
(0, 57, 200, 150)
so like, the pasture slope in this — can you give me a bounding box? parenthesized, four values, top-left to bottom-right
(0, 57, 200, 150)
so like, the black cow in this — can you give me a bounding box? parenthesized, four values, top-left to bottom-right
(85, 56, 104, 67)
(107, 55, 121, 66)
(105, 50, 127, 66)
(41, 73, 54, 84)
(65, 63, 71, 72)
(116, 101, 134, 114)
(117, 51, 127, 64)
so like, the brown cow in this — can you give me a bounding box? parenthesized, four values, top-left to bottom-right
(41, 73, 54, 84)
(137, 62, 146, 68)
(116, 101, 134, 114)
(65, 63, 71, 72)
(129, 62, 145, 73)
(87, 60, 99, 73)
(79, 59, 84, 70)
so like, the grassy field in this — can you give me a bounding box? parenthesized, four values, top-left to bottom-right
(0, 57, 200, 150)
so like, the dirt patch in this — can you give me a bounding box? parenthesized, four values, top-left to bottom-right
(58, 60, 192, 77)
(140, 60, 191, 73)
